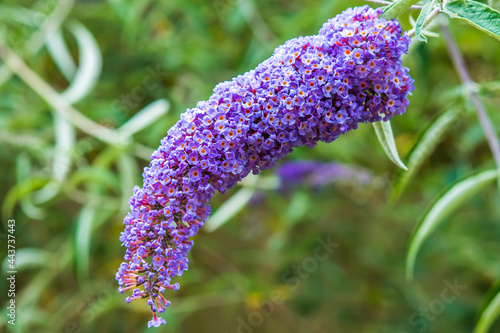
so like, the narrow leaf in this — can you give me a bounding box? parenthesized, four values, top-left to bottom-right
(372, 121, 408, 170)
(68, 167, 120, 192)
(475, 281, 500, 333)
(2, 177, 50, 220)
(34, 29, 78, 204)
(382, 0, 420, 19)
(0, 4, 39, 27)
(46, 28, 77, 81)
(445, 0, 500, 41)
(204, 175, 259, 232)
(16, 154, 46, 219)
(391, 107, 460, 201)
(32, 181, 60, 205)
(406, 169, 498, 280)
(75, 204, 96, 283)
(61, 21, 103, 104)
(52, 113, 75, 183)
(118, 99, 170, 138)
(480, 81, 500, 94)
(382, 1, 399, 18)
(1, 248, 53, 271)
(415, 0, 436, 42)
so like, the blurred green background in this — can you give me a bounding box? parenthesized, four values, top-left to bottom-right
(1, 0, 500, 332)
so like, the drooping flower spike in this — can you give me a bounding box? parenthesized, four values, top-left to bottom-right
(116, 5, 414, 328)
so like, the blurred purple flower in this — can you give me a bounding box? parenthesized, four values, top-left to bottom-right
(276, 161, 373, 190)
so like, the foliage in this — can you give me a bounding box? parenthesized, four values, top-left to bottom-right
(1, 0, 500, 332)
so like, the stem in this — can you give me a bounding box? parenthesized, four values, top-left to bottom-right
(381, 0, 421, 20)
(408, 7, 441, 39)
(441, 24, 500, 179)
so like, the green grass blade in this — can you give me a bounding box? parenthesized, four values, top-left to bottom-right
(406, 169, 498, 280)
(373, 120, 408, 170)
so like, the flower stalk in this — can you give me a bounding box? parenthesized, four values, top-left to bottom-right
(441, 24, 500, 183)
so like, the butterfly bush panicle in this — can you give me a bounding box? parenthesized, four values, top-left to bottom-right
(116, 5, 413, 328)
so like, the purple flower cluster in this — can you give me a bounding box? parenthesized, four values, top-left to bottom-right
(116, 5, 413, 328)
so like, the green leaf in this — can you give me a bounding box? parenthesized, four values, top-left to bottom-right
(382, 1, 399, 18)
(284, 191, 310, 227)
(204, 175, 259, 232)
(46, 28, 77, 81)
(480, 81, 500, 94)
(415, 0, 437, 42)
(60, 21, 103, 104)
(52, 113, 75, 183)
(68, 167, 120, 191)
(18, 240, 73, 315)
(16, 154, 46, 219)
(118, 99, 170, 138)
(75, 204, 96, 284)
(475, 281, 500, 333)
(372, 121, 408, 170)
(1, 248, 54, 271)
(406, 169, 498, 280)
(2, 177, 50, 221)
(445, 0, 500, 42)
(391, 107, 461, 201)
(382, 0, 420, 20)
(0, 4, 39, 27)
(117, 154, 138, 213)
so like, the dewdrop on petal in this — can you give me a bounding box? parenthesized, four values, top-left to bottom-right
(116, 5, 414, 328)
